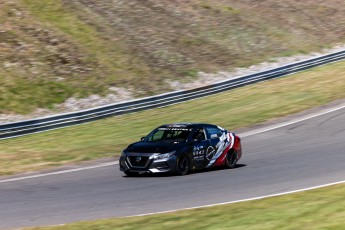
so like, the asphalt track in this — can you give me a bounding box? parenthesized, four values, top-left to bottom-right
(1, 103, 345, 229)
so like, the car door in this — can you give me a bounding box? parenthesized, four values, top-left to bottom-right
(204, 125, 226, 167)
(190, 126, 210, 169)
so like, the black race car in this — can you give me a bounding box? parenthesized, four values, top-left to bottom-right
(119, 123, 242, 176)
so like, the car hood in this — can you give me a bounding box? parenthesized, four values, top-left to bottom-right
(125, 141, 185, 153)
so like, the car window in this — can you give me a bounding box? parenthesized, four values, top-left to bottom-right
(148, 130, 164, 141)
(166, 130, 189, 140)
(146, 128, 191, 142)
(192, 128, 206, 141)
(205, 127, 223, 139)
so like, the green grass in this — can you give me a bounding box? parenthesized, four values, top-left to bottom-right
(0, 60, 345, 176)
(0, 75, 75, 114)
(27, 182, 345, 230)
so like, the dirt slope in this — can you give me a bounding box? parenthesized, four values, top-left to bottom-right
(1, 0, 345, 115)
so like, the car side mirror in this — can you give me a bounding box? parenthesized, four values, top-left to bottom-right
(140, 137, 146, 141)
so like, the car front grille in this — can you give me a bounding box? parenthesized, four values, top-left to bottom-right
(127, 156, 150, 168)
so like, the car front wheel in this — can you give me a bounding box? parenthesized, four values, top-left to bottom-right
(175, 155, 189, 176)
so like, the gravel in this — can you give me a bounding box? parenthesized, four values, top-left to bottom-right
(168, 44, 345, 90)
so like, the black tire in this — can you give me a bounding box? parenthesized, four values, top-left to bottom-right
(124, 171, 139, 177)
(225, 150, 237, 169)
(175, 155, 189, 176)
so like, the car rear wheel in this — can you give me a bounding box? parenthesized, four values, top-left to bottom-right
(225, 150, 237, 169)
(175, 155, 189, 176)
(124, 171, 139, 177)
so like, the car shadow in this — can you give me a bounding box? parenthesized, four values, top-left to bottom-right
(123, 164, 247, 178)
(189, 164, 247, 175)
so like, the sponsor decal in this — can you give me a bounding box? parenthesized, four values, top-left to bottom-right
(206, 132, 233, 168)
(210, 134, 218, 139)
(167, 124, 187, 128)
(205, 146, 216, 161)
(158, 128, 191, 131)
(193, 145, 204, 160)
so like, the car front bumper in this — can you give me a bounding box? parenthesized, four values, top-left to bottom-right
(119, 155, 177, 173)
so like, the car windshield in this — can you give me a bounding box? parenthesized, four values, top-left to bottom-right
(145, 127, 191, 143)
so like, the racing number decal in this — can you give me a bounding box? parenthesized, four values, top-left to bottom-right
(193, 145, 205, 160)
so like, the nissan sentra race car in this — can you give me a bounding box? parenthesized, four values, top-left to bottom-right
(119, 123, 242, 176)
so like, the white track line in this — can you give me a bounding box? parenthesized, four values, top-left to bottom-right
(0, 162, 117, 184)
(1, 102, 345, 184)
(122, 179, 345, 218)
(240, 103, 345, 137)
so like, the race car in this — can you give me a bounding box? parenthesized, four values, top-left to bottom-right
(119, 123, 242, 176)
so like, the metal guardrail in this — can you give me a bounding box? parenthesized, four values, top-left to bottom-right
(1, 50, 345, 140)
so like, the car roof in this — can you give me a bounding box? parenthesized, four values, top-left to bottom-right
(159, 123, 217, 129)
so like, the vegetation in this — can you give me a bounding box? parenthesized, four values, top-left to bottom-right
(27, 182, 345, 230)
(0, 60, 344, 175)
(1, 0, 345, 113)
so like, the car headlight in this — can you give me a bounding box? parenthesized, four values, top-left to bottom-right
(150, 151, 176, 160)
(121, 151, 126, 157)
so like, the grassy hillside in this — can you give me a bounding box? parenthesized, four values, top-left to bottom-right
(1, 0, 345, 114)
